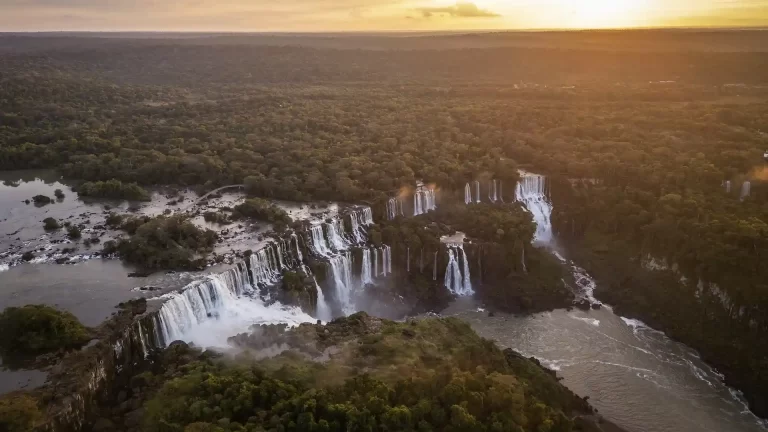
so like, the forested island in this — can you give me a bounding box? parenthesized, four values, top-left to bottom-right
(0, 30, 767, 431)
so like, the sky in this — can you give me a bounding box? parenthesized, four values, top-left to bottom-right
(1, 0, 768, 31)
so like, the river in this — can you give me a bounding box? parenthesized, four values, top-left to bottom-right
(443, 292, 766, 432)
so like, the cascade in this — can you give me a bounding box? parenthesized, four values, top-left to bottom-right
(315, 279, 332, 322)
(433, 251, 438, 281)
(309, 225, 332, 257)
(725, 180, 732, 193)
(515, 174, 553, 244)
(414, 192, 423, 216)
(361, 248, 373, 285)
(329, 252, 354, 313)
(413, 188, 437, 216)
(499, 181, 504, 202)
(407, 247, 410, 272)
(250, 245, 282, 286)
(302, 264, 331, 321)
(349, 207, 373, 244)
(382, 245, 392, 276)
(156, 266, 249, 344)
(443, 246, 473, 296)
(373, 247, 379, 279)
(459, 246, 473, 295)
(489, 180, 499, 202)
(325, 218, 349, 251)
(465, 183, 472, 204)
(292, 233, 304, 265)
(387, 198, 404, 220)
(475, 181, 480, 204)
(741, 181, 751, 200)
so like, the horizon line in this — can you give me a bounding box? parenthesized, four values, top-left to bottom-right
(2, 25, 768, 35)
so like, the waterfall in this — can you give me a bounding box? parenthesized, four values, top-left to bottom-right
(725, 180, 732, 193)
(444, 246, 473, 296)
(349, 207, 373, 244)
(373, 247, 379, 279)
(361, 248, 373, 285)
(292, 233, 303, 265)
(315, 280, 332, 322)
(489, 180, 499, 202)
(460, 246, 473, 295)
(413, 188, 437, 216)
(407, 247, 410, 272)
(387, 198, 403, 220)
(250, 245, 282, 286)
(741, 181, 751, 201)
(465, 183, 472, 204)
(305, 264, 331, 321)
(325, 218, 349, 251)
(516, 174, 553, 244)
(329, 252, 354, 313)
(433, 251, 438, 281)
(382, 245, 392, 276)
(156, 264, 312, 348)
(499, 181, 504, 202)
(414, 192, 423, 216)
(309, 225, 332, 257)
(475, 181, 481, 204)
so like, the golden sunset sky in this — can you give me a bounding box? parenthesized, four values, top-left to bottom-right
(2, 0, 768, 31)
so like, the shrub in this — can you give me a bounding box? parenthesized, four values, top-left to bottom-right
(67, 226, 82, 239)
(0, 395, 42, 432)
(32, 195, 51, 205)
(78, 180, 151, 201)
(43, 217, 60, 231)
(0, 305, 90, 354)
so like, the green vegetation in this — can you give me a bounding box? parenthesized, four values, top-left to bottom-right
(42, 217, 60, 231)
(67, 225, 82, 240)
(78, 180, 151, 201)
(32, 195, 51, 205)
(104, 215, 217, 270)
(0, 395, 42, 432)
(0, 305, 90, 355)
(95, 314, 595, 432)
(232, 198, 292, 225)
(203, 211, 231, 225)
(1, 32, 767, 416)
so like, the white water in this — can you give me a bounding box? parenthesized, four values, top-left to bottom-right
(156, 265, 312, 348)
(741, 181, 751, 201)
(506, 172, 768, 432)
(516, 173, 553, 243)
(249, 245, 282, 286)
(387, 198, 404, 220)
(361, 248, 373, 285)
(309, 224, 333, 257)
(329, 252, 354, 314)
(374, 247, 379, 278)
(349, 207, 373, 243)
(475, 181, 480, 204)
(326, 218, 349, 252)
(489, 180, 500, 202)
(465, 183, 472, 204)
(414, 188, 437, 216)
(315, 280, 332, 322)
(443, 245, 473, 296)
(382, 245, 392, 276)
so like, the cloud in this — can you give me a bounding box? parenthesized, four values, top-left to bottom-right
(417, 1, 500, 18)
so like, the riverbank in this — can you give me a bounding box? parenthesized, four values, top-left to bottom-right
(559, 238, 768, 423)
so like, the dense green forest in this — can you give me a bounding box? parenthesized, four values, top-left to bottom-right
(1, 31, 767, 419)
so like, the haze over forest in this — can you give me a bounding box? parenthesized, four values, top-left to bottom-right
(0, 25, 767, 432)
